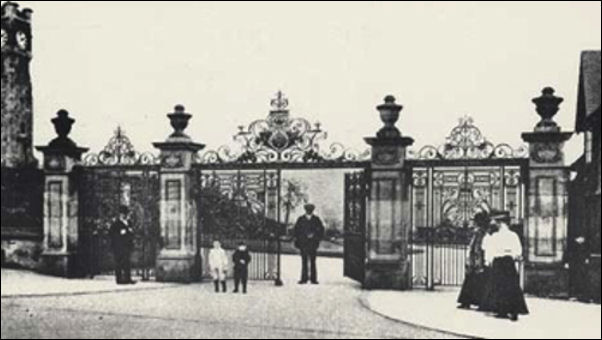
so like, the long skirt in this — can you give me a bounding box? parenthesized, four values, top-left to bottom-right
(479, 267, 495, 312)
(457, 269, 488, 307)
(481, 256, 529, 315)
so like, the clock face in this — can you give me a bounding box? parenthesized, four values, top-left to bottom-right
(16, 31, 28, 50)
(0, 29, 7, 48)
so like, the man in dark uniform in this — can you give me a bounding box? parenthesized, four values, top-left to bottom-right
(109, 205, 136, 285)
(567, 234, 591, 302)
(294, 203, 325, 285)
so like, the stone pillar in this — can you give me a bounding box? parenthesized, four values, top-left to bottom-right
(364, 96, 414, 289)
(153, 105, 205, 283)
(521, 87, 572, 297)
(35, 110, 88, 277)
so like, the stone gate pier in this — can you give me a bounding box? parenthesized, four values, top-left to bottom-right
(363, 96, 414, 289)
(522, 88, 573, 295)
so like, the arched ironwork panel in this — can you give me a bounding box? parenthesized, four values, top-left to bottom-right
(197, 91, 371, 166)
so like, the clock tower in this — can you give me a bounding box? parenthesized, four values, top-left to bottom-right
(1, 1, 36, 168)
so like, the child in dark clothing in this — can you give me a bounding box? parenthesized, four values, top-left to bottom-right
(232, 242, 251, 294)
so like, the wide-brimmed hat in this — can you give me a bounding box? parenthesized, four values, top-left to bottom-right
(304, 203, 316, 212)
(473, 211, 491, 228)
(490, 209, 510, 223)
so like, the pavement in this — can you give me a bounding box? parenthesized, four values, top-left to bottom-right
(3, 256, 598, 339)
(1, 256, 458, 339)
(363, 288, 602, 339)
(1, 269, 171, 298)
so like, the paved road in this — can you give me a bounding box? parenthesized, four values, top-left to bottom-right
(1, 257, 460, 339)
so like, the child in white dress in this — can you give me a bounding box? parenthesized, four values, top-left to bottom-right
(208, 240, 229, 293)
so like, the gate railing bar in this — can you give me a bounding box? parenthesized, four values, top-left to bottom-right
(428, 167, 434, 290)
(275, 168, 283, 286)
(195, 161, 371, 171)
(195, 169, 202, 282)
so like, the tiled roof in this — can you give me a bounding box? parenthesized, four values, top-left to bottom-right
(576, 50, 601, 132)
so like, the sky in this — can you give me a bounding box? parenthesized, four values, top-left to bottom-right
(9, 1, 602, 162)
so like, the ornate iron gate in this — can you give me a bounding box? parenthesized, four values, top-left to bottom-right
(344, 171, 368, 283)
(196, 168, 280, 281)
(78, 128, 160, 279)
(408, 117, 528, 289)
(196, 91, 371, 285)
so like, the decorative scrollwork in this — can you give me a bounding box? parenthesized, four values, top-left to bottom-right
(198, 92, 371, 165)
(504, 168, 522, 186)
(82, 127, 160, 166)
(412, 170, 428, 187)
(408, 116, 528, 160)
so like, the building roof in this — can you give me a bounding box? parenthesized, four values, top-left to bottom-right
(570, 154, 585, 172)
(576, 50, 601, 132)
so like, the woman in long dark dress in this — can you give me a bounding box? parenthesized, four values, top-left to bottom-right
(480, 211, 529, 321)
(490, 256, 529, 320)
(457, 211, 490, 309)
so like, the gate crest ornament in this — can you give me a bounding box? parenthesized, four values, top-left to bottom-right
(408, 116, 528, 160)
(198, 91, 371, 164)
(270, 90, 289, 111)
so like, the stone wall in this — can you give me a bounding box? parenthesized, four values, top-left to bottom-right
(0, 167, 44, 270)
(1, 238, 43, 270)
(524, 263, 569, 298)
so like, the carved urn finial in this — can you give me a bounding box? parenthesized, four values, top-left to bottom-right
(532, 87, 563, 132)
(167, 105, 192, 139)
(522, 87, 572, 165)
(376, 95, 403, 138)
(37, 109, 88, 163)
(365, 95, 414, 166)
(51, 109, 75, 140)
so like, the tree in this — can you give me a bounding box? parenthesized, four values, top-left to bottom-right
(281, 178, 308, 236)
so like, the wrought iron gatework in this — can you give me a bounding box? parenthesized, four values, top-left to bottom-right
(409, 116, 528, 160)
(196, 169, 280, 281)
(344, 171, 368, 284)
(194, 92, 372, 285)
(82, 127, 159, 166)
(77, 166, 160, 279)
(77, 127, 161, 280)
(198, 91, 371, 165)
(407, 116, 528, 290)
(410, 164, 526, 289)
